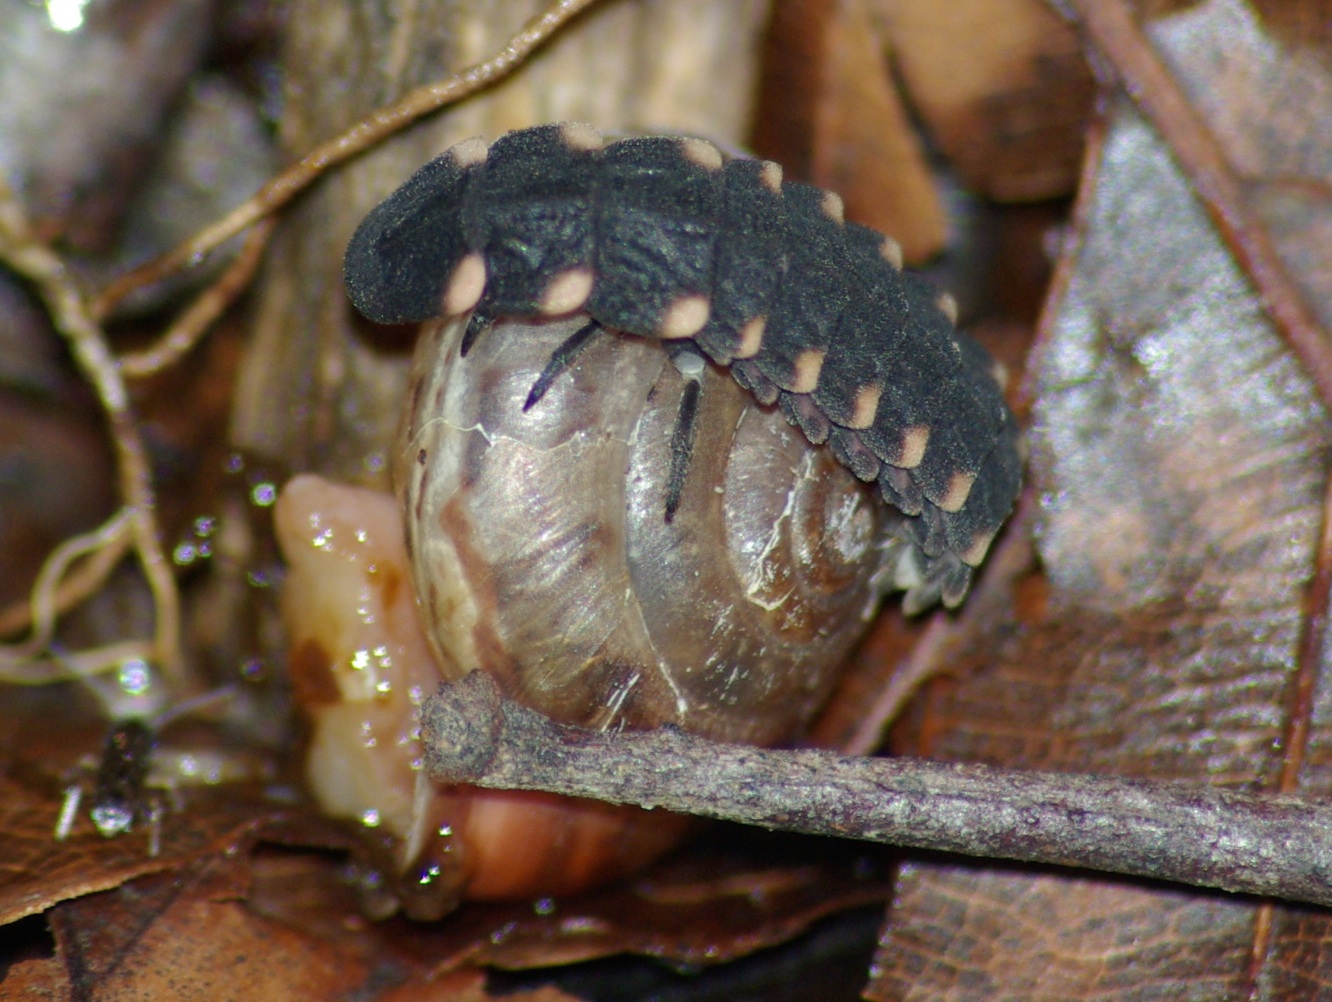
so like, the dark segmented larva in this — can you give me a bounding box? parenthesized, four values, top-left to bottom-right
(344, 123, 1021, 610)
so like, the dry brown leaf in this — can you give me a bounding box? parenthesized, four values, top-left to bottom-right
(752, 0, 949, 260)
(244, 829, 892, 976)
(47, 862, 370, 1001)
(877, 0, 1094, 201)
(868, 1, 1332, 998)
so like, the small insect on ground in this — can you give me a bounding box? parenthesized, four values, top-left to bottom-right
(51, 687, 248, 857)
(54, 718, 170, 857)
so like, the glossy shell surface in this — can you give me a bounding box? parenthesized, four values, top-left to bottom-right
(397, 313, 898, 745)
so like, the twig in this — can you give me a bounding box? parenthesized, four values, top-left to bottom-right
(0, 176, 182, 684)
(424, 671, 1332, 909)
(92, 0, 602, 317)
(0, 509, 133, 651)
(117, 218, 276, 379)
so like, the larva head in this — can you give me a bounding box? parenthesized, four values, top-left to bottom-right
(344, 144, 486, 325)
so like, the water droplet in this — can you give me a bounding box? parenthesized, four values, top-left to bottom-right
(118, 659, 153, 696)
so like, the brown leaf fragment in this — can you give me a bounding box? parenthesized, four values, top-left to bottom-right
(47, 862, 371, 1002)
(369, 836, 893, 976)
(867, 0, 1332, 997)
(1, 953, 71, 1000)
(1143, 0, 1332, 335)
(875, 0, 1094, 201)
(874, 863, 1258, 999)
(240, 820, 891, 984)
(0, 697, 354, 931)
(752, 0, 948, 260)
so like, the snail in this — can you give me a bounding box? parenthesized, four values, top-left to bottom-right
(276, 310, 900, 917)
(275, 124, 1020, 917)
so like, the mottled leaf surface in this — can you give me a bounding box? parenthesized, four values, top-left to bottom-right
(869, 2, 1332, 998)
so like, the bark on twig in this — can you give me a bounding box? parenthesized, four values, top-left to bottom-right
(423, 671, 1332, 909)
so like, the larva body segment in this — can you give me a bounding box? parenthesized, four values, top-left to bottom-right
(345, 123, 1021, 610)
(460, 126, 598, 316)
(589, 136, 722, 335)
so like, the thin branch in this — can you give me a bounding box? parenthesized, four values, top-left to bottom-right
(92, 0, 601, 317)
(424, 671, 1332, 910)
(0, 509, 133, 651)
(1057, 0, 1332, 412)
(0, 177, 182, 685)
(118, 218, 276, 379)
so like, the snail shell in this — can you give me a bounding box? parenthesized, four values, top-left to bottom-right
(396, 310, 904, 745)
(277, 310, 909, 916)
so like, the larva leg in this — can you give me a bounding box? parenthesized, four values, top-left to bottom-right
(459, 309, 492, 357)
(524, 318, 603, 411)
(664, 346, 707, 521)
